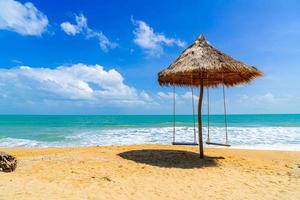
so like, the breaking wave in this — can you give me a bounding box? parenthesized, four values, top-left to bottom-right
(0, 126, 300, 151)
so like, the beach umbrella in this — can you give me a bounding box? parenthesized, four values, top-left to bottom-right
(158, 35, 262, 158)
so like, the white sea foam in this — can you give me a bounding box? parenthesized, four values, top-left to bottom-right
(0, 137, 42, 147)
(0, 126, 300, 151)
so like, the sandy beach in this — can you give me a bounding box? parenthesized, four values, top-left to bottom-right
(0, 145, 299, 200)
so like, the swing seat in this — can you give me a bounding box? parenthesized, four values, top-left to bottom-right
(172, 142, 199, 146)
(206, 142, 231, 147)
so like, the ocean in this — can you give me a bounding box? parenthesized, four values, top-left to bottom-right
(0, 114, 299, 150)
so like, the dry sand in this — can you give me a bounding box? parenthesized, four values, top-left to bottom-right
(0, 145, 299, 200)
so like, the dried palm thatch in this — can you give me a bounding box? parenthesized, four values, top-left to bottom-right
(158, 35, 262, 87)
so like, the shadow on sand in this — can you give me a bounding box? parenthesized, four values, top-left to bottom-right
(118, 149, 224, 169)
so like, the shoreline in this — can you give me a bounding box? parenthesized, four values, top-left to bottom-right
(1, 125, 299, 150)
(1, 144, 300, 199)
(1, 144, 300, 152)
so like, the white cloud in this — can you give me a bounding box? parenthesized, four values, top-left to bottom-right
(157, 91, 175, 100)
(181, 91, 199, 101)
(0, 0, 48, 36)
(238, 92, 276, 105)
(11, 59, 22, 64)
(60, 22, 78, 36)
(60, 14, 117, 52)
(140, 91, 153, 102)
(0, 64, 155, 107)
(60, 14, 86, 36)
(157, 91, 199, 106)
(132, 17, 186, 56)
(256, 93, 275, 103)
(228, 92, 300, 114)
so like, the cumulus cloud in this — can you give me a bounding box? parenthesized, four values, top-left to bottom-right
(140, 91, 153, 102)
(60, 14, 117, 52)
(0, 64, 154, 107)
(0, 0, 48, 36)
(0, 64, 204, 113)
(132, 17, 186, 56)
(181, 91, 199, 101)
(60, 22, 79, 36)
(156, 91, 198, 105)
(228, 92, 300, 114)
(238, 93, 276, 104)
(157, 91, 175, 100)
(60, 14, 87, 36)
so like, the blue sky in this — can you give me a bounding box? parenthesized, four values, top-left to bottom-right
(0, 0, 299, 114)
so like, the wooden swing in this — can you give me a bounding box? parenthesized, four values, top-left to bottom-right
(205, 74, 231, 147)
(172, 74, 230, 147)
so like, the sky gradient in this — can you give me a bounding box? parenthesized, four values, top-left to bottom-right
(0, 0, 299, 114)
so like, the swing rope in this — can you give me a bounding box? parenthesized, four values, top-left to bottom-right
(173, 85, 176, 143)
(206, 73, 230, 146)
(191, 87, 196, 143)
(206, 74, 210, 143)
(222, 74, 229, 144)
(172, 80, 197, 145)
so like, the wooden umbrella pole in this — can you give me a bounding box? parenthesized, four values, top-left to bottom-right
(198, 79, 204, 158)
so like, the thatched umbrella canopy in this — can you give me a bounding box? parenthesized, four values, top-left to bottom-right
(158, 35, 262, 158)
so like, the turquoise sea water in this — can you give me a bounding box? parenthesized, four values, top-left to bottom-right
(0, 114, 299, 150)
